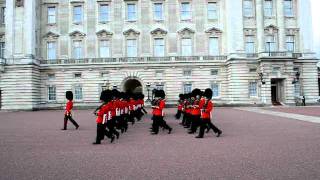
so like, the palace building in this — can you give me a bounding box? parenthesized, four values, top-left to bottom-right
(0, 0, 318, 110)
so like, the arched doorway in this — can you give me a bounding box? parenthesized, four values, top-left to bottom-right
(123, 79, 143, 93)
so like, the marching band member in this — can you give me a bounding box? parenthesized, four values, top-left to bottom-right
(61, 91, 79, 130)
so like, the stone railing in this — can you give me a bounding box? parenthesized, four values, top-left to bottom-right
(40, 56, 228, 65)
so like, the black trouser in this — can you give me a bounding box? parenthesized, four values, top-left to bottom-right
(106, 119, 119, 137)
(185, 113, 192, 128)
(128, 111, 135, 124)
(175, 110, 182, 119)
(152, 115, 171, 134)
(190, 115, 201, 133)
(95, 123, 105, 144)
(63, 114, 79, 129)
(198, 119, 221, 137)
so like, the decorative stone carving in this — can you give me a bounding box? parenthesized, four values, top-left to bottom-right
(264, 25, 279, 34)
(43, 31, 60, 39)
(150, 28, 167, 36)
(286, 28, 299, 35)
(96, 29, 113, 38)
(244, 28, 257, 36)
(123, 29, 140, 36)
(69, 30, 86, 38)
(16, 0, 24, 7)
(205, 27, 222, 36)
(178, 28, 195, 35)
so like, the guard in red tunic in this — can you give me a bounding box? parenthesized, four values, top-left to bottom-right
(151, 90, 172, 135)
(93, 90, 115, 144)
(196, 88, 222, 138)
(189, 89, 203, 134)
(61, 91, 79, 130)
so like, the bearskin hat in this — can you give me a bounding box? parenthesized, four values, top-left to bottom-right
(100, 89, 112, 102)
(191, 88, 202, 97)
(111, 89, 120, 99)
(66, 91, 73, 101)
(204, 88, 213, 99)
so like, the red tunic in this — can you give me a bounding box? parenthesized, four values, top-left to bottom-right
(64, 101, 73, 115)
(201, 100, 214, 119)
(152, 100, 165, 116)
(191, 100, 201, 116)
(96, 102, 112, 124)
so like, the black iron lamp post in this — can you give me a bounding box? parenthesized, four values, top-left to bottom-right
(146, 82, 151, 102)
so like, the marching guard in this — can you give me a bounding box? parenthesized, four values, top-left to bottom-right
(61, 91, 79, 130)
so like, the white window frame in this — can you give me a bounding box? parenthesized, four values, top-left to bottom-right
(99, 4, 110, 23)
(264, 0, 273, 17)
(126, 39, 137, 57)
(47, 6, 56, 24)
(265, 35, 277, 52)
(154, 38, 165, 57)
(211, 69, 219, 76)
(127, 3, 137, 21)
(243, 0, 254, 17)
(72, 40, 83, 59)
(48, 85, 56, 101)
(286, 35, 295, 52)
(47, 73, 55, 81)
(207, 2, 218, 20)
(47, 41, 57, 60)
(153, 3, 164, 21)
(249, 81, 258, 97)
(181, 38, 192, 56)
(183, 69, 192, 77)
(0, 42, 5, 59)
(180, 2, 191, 21)
(211, 82, 220, 98)
(284, 0, 294, 17)
(74, 85, 83, 101)
(245, 35, 255, 54)
(99, 40, 111, 58)
(73, 5, 83, 24)
(209, 37, 219, 56)
(183, 83, 192, 94)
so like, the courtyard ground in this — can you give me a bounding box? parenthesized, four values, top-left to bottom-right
(0, 107, 320, 180)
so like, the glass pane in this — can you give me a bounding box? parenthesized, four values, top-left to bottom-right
(154, 3, 163, 20)
(99, 5, 109, 22)
(209, 37, 219, 56)
(208, 3, 217, 19)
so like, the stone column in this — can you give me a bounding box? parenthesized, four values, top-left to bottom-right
(5, 0, 14, 59)
(256, 0, 264, 53)
(276, 0, 285, 51)
(225, 0, 244, 56)
(298, 0, 313, 53)
(24, 0, 36, 58)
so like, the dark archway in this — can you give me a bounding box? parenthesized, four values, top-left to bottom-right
(123, 79, 142, 93)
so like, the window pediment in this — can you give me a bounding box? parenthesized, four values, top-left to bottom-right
(43, 31, 60, 39)
(151, 28, 167, 36)
(244, 28, 256, 36)
(123, 28, 140, 36)
(69, 30, 86, 38)
(264, 25, 278, 34)
(96, 29, 113, 38)
(205, 27, 222, 35)
(178, 28, 195, 36)
(286, 28, 299, 35)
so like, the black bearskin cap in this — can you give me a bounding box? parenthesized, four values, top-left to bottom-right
(66, 91, 73, 101)
(111, 89, 120, 99)
(191, 88, 202, 97)
(100, 90, 112, 102)
(204, 88, 213, 99)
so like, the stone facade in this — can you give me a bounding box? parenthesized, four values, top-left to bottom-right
(0, 0, 319, 110)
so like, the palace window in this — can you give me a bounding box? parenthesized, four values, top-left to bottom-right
(245, 35, 255, 54)
(181, 38, 192, 56)
(127, 3, 137, 21)
(208, 2, 218, 20)
(284, 0, 294, 17)
(154, 38, 165, 57)
(180, 2, 191, 21)
(73, 40, 83, 59)
(0, 42, 5, 59)
(47, 41, 56, 60)
(243, 0, 254, 17)
(264, 0, 273, 17)
(211, 69, 218, 76)
(286, 35, 295, 52)
(74, 85, 83, 100)
(99, 4, 109, 23)
(154, 3, 163, 21)
(209, 37, 219, 56)
(265, 35, 277, 52)
(74, 73, 82, 78)
(211, 83, 220, 98)
(47, 73, 55, 80)
(73, 5, 83, 24)
(48, 86, 56, 101)
(99, 40, 110, 58)
(155, 70, 164, 78)
(0, 7, 5, 24)
(127, 39, 137, 57)
(47, 7, 56, 24)
(183, 70, 192, 76)
(249, 82, 257, 97)
(183, 83, 192, 93)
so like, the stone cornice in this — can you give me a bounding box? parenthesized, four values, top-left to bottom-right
(123, 29, 140, 36)
(150, 28, 167, 36)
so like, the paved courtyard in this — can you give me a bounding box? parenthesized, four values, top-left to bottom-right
(1, 107, 320, 180)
